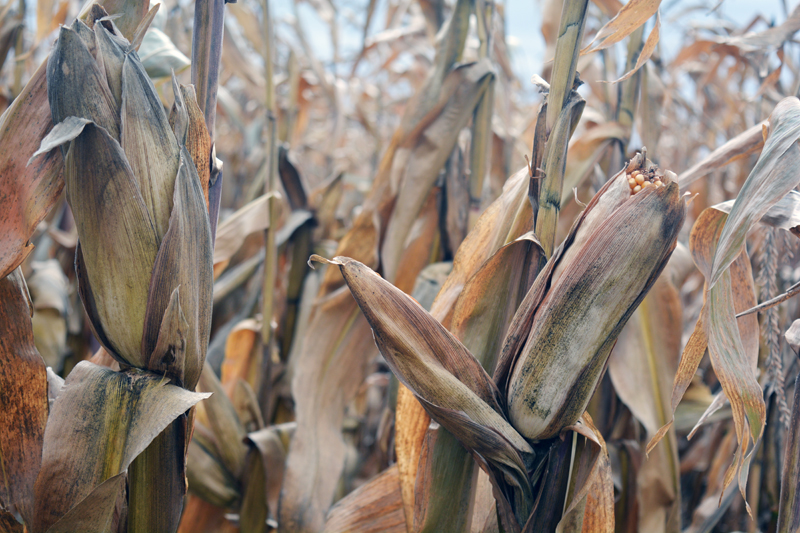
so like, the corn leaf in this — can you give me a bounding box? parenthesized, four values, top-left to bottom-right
(709, 97, 800, 287)
(141, 147, 213, 389)
(582, 0, 661, 55)
(323, 466, 406, 533)
(0, 269, 48, 527)
(45, 474, 126, 533)
(32, 361, 209, 532)
(47, 24, 119, 139)
(121, 50, 180, 240)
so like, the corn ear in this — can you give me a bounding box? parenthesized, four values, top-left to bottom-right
(311, 255, 535, 522)
(503, 156, 685, 441)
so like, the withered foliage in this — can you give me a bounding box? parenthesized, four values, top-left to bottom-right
(4, 0, 800, 532)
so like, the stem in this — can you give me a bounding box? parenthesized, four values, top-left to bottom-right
(191, 0, 226, 142)
(262, 0, 278, 359)
(534, 0, 589, 257)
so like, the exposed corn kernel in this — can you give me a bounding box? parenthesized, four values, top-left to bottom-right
(635, 174, 645, 186)
(628, 178, 636, 188)
(633, 185, 642, 193)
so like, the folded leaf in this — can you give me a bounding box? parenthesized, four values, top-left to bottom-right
(32, 361, 209, 532)
(63, 122, 159, 364)
(141, 148, 213, 389)
(47, 24, 118, 139)
(121, 50, 180, 239)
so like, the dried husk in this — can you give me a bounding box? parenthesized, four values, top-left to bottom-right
(312, 255, 536, 522)
(502, 157, 685, 441)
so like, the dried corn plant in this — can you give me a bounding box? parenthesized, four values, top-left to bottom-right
(6, 0, 800, 532)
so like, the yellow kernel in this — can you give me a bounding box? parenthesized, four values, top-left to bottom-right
(635, 174, 645, 185)
(628, 178, 636, 188)
(642, 181, 653, 188)
(633, 185, 642, 193)
(654, 180, 663, 187)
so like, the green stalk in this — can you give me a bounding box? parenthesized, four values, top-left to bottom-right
(545, 0, 589, 131)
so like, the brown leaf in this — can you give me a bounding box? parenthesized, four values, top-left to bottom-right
(0, 269, 48, 527)
(678, 122, 765, 188)
(213, 194, 273, 267)
(170, 80, 211, 210)
(582, 0, 661, 55)
(0, 61, 62, 279)
(121, 51, 181, 239)
(324, 466, 406, 533)
(47, 24, 119, 139)
(32, 362, 209, 532)
(64, 122, 159, 365)
(381, 59, 495, 283)
(46, 474, 126, 533)
(142, 148, 213, 390)
(556, 415, 614, 533)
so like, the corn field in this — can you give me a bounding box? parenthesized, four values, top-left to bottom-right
(4, 0, 800, 531)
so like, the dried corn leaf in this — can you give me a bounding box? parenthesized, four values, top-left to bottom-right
(62, 121, 158, 365)
(178, 496, 237, 533)
(32, 361, 208, 532)
(381, 59, 495, 283)
(47, 24, 119, 139)
(247, 424, 293, 524)
(555, 415, 614, 533)
(0, 269, 48, 527)
(141, 148, 213, 389)
(712, 190, 800, 236)
(27, 260, 69, 369)
(171, 81, 211, 209)
(608, 263, 682, 532)
(678, 122, 765, 188)
(314, 255, 535, 523)
(138, 28, 190, 79)
(197, 364, 247, 479)
(414, 233, 544, 531)
(709, 97, 800, 286)
(186, 438, 239, 508)
(45, 474, 125, 533)
(611, 11, 660, 83)
(649, 207, 761, 513)
(0, 62, 62, 279)
(395, 166, 533, 521)
(121, 51, 180, 239)
(220, 318, 262, 395)
(213, 193, 273, 267)
(582, 0, 661, 55)
(324, 466, 405, 533)
(95, 23, 125, 108)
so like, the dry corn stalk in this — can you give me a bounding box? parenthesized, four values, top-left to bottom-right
(29, 7, 213, 531)
(314, 151, 684, 528)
